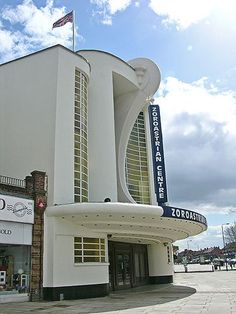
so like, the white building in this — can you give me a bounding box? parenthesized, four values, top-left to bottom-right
(0, 45, 207, 300)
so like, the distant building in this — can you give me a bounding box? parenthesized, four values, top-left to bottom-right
(0, 45, 207, 301)
(200, 247, 223, 260)
(177, 247, 223, 264)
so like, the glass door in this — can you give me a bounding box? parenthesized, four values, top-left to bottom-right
(116, 252, 131, 288)
(134, 249, 148, 285)
(108, 242, 148, 291)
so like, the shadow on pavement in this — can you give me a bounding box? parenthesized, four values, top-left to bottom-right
(67, 284, 196, 313)
(0, 284, 196, 313)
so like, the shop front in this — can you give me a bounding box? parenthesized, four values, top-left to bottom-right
(0, 194, 34, 300)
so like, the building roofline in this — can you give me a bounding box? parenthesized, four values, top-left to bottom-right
(77, 49, 135, 71)
(0, 44, 91, 70)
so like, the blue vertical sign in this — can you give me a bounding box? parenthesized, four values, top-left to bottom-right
(148, 104, 168, 203)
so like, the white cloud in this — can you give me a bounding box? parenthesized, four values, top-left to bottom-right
(149, 0, 236, 30)
(187, 45, 193, 51)
(175, 224, 224, 251)
(0, 0, 76, 63)
(156, 77, 236, 219)
(108, 0, 132, 14)
(177, 220, 236, 251)
(90, 0, 236, 28)
(158, 76, 236, 135)
(168, 201, 235, 216)
(149, 0, 215, 30)
(90, 0, 132, 24)
(0, 29, 15, 52)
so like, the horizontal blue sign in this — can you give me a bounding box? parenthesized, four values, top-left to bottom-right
(162, 205, 207, 226)
(148, 105, 168, 203)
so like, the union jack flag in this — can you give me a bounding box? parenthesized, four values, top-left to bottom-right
(52, 11, 73, 29)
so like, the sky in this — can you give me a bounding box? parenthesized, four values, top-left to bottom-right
(0, 0, 236, 251)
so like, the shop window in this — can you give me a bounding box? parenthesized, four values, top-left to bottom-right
(0, 245, 30, 294)
(74, 237, 106, 263)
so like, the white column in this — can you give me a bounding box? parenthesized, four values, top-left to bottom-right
(147, 243, 174, 283)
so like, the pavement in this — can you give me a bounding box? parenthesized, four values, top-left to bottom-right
(0, 270, 236, 313)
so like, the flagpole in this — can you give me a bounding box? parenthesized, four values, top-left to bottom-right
(73, 10, 75, 52)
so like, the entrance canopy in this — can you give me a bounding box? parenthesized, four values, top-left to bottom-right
(46, 202, 207, 244)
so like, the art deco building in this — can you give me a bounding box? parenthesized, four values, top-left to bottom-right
(0, 45, 207, 301)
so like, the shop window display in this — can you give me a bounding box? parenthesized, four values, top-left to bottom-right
(0, 245, 31, 294)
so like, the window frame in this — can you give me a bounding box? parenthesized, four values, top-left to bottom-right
(74, 237, 106, 264)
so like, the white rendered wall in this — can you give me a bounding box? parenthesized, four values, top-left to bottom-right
(147, 243, 174, 277)
(43, 217, 109, 287)
(78, 50, 138, 203)
(0, 46, 90, 206)
(0, 47, 58, 204)
(53, 48, 90, 205)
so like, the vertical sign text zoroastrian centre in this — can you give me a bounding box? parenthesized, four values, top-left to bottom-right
(148, 104, 168, 203)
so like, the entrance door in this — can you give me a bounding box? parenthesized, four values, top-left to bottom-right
(133, 247, 149, 285)
(109, 242, 149, 290)
(116, 251, 131, 288)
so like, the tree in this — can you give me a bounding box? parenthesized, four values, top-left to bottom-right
(224, 222, 236, 244)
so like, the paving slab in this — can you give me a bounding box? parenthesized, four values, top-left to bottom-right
(0, 270, 236, 313)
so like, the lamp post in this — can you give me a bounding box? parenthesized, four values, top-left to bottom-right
(221, 223, 230, 271)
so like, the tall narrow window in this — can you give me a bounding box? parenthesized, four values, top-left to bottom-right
(125, 112, 150, 204)
(167, 245, 171, 264)
(74, 68, 88, 202)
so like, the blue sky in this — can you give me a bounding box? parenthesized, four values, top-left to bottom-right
(1, 0, 236, 251)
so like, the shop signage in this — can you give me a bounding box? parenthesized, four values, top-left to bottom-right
(148, 104, 168, 203)
(162, 205, 207, 226)
(0, 194, 34, 224)
(0, 221, 32, 245)
(37, 198, 46, 210)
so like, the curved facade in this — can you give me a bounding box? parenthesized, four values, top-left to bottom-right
(0, 45, 207, 301)
(125, 111, 150, 204)
(74, 68, 89, 203)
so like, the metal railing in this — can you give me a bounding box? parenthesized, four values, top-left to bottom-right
(0, 175, 26, 188)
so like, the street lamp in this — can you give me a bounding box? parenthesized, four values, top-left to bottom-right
(221, 223, 230, 271)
